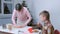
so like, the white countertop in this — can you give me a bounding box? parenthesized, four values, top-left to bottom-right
(0, 26, 41, 34)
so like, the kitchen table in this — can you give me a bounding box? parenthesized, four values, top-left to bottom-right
(0, 26, 42, 34)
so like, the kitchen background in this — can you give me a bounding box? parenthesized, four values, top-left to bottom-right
(0, 0, 60, 31)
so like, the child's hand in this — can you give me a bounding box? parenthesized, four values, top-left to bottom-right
(42, 28, 48, 34)
(37, 22, 42, 28)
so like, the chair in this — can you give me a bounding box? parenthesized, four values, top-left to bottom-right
(54, 30, 60, 34)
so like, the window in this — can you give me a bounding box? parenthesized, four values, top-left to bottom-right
(4, 3, 12, 14)
(0, 0, 1, 13)
(3, 0, 13, 14)
(0, 0, 13, 14)
(4, 0, 12, 1)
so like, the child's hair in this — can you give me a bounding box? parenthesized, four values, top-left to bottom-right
(39, 10, 50, 20)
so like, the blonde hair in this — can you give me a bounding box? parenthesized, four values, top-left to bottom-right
(39, 10, 50, 20)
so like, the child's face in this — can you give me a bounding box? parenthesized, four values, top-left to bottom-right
(40, 14, 47, 22)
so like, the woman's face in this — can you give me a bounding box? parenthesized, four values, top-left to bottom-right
(40, 14, 46, 22)
(15, 4, 23, 11)
(16, 8, 22, 11)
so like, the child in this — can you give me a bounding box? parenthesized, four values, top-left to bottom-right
(39, 10, 54, 34)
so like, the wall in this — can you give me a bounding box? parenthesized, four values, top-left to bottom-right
(0, 0, 23, 25)
(32, 0, 60, 31)
(0, 0, 60, 31)
(13, 0, 22, 8)
(0, 0, 33, 25)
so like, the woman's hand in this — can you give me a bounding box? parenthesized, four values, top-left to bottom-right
(12, 23, 27, 28)
(20, 24, 27, 28)
(13, 25, 26, 28)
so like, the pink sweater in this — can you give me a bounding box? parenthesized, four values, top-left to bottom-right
(12, 7, 32, 25)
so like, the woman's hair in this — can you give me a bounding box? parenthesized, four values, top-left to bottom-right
(39, 10, 50, 20)
(15, 3, 23, 11)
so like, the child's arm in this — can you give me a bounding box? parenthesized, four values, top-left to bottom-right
(42, 26, 48, 34)
(37, 22, 42, 29)
(48, 25, 54, 34)
(42, 27, 44, 34)
(50, 25, 54, 34)
(42, 27, 48, 34)
(42, 27, 45, 34)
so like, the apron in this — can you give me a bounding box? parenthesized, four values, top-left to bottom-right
(16, 18, 26, 26)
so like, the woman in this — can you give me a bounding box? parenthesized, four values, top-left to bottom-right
(12, 3, 32, 28)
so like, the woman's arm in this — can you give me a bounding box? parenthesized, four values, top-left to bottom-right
(24, 7, 32, 26)
(12, 9, 17, 25)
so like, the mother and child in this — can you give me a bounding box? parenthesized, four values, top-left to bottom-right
(12, 3, 54, 34)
